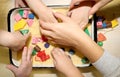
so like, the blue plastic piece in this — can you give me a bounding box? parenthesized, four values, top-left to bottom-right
(28, 13, 34, 19)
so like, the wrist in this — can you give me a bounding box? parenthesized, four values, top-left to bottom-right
(71, 30, 104, 63)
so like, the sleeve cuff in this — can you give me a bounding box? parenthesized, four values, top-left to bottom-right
(92, 51, 120, 76)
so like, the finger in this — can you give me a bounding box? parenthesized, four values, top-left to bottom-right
(6, 64, 18, 74)
(53, 59, 57, 66)
(50, 41, 57, 45)
(15, 2, 19, 8)
(67, 11, 72, 17)
(51, 48, 58, 62)
(89, 1, 109, 15)
(22, 47, 28, 62)
(39, 20, 53, 31)
(27, 46, 33, 61)
(19, 0, 27, 7)
(53, 12, 71, 22)
(40, 28, 53, 37)
(51, 48, 64, 62)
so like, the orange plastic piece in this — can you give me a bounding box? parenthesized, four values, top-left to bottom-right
(97, 33, 106, 41)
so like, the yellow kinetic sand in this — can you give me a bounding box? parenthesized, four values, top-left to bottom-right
(9, 7, 92, 67)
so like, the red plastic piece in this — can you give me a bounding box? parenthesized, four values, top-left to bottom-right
(36, 50, 50, 62)
(41, 35, 48, 42)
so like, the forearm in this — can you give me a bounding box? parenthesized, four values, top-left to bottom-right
(73, 30, 104, 63)
(0, 30, 13, 47)
(92, 51, 120, 77)
(65, 67, 84, 77)
(25, 0, 47, 18)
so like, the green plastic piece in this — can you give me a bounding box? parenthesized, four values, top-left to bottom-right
(97, 41, 103, 46)
(19, 9, 24, 16)
(81, 57, 89, 64)
(84, 28, 90, 36)
(32, 49, 37, 56)
(20, 29, 29, 35)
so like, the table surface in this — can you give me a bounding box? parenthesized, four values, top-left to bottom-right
(0, 0, 120, 77)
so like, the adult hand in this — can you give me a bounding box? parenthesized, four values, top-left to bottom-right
(40, 12, 87, 47)
(51, 48, 84, 77)
(7, 47, 33, 77)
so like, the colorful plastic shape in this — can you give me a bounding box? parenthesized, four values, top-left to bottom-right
(41, 35, 48, 42)
(14, 19, 26, 31)
(84, 28, 90, 36)
(35, 55, 41, 61)
(44, 42, 50, 48)
(28, 13, 34, 19)
(23, 10, 29, 18)
(19, 9, 24, 16)
(102, 22, 107, 28)
(81, 57, 89, 64)
(14, 13, 22, 22)
(69, 49, 75, 55)
(111, 19, 118, 28)
(37, 50, 50, 62)
(97, 41, 103, 46)
(32, 37, 38, 45)
(32, 49, 37, 56)
(20, 29, 29, 35)
(34, 45, 41, 51)
(27, 19, 34, 27)
(97, 33, 106, 41)
(97, 21, 102, 29)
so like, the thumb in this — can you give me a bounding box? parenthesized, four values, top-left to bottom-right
(53, 12, 71, 22)
(6, 64, 18, 74)
(23, 32, 31, 41)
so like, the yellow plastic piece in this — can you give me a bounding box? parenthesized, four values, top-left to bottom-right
(111, 19, 118, 28)
(14, 19, 26, 31)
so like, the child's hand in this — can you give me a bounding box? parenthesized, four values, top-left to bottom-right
(15, 0, 27, 7)
(0, 30, 30, 52)
(68, 1, 92, 29)
(51, 48, 84, 77)
(25, 0, 57, 23)
(7, 47, 33, 77)
(70, 0, 112, 15)
(68, 4, 91, 29)
(8, 31, 30, 52)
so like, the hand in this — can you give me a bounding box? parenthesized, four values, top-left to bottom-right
(69, 0, 112, 29)
(68, 1, 92, 29)
(7, 47, 33, 77)
(40, 12, 87, 48)
(51, 48, 84, 77)
(70, 0, 112, 15)
(15, 0, 28, 7)
(38, 7, 58, 23)
(25, 0, 57, 23)
(10, 31, 30, 51)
